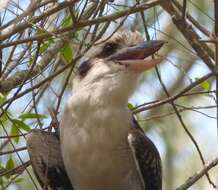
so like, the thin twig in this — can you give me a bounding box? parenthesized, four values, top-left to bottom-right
(155, 66, 216, 188)
(173, 0, 212, 38)
(141, 105, 217, 122)
(0, 1, 79, 41)
(176, 157, 218, 190)
(0, 121, 39, 189)
(160, 1, 215, 71)
(214, 0, 218, 136)
(0, 146, 27, 156)
(133, 72, 214, 113)
(0, 0, 161, 49)
(0, 161, 31, 177)
(182, 0, 187, 19)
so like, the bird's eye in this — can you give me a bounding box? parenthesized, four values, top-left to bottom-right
(77, 60, 92, 77)
(103, 43, 116, 52)
(97, 42, 118, 58)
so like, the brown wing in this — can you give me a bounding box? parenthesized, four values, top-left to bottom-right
(128, 118, 162, 190)
(26, 129, 73, 190)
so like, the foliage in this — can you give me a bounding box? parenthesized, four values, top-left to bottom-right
(0, 0, 218, 190)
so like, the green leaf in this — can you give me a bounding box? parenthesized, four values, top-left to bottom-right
(61, 43, 73, 63)
(200, 80, 211, 91)
(0, 111, 9, 124)
(61, 16, 72, 28)
(128, 103, 134, 110)
(39, 39, 54, 54)
(6, 158, 14, 170)
(0, 163, 5, 169)
(11, 125, 20, 144)
(12, 119, 30, 132)
(29, 55, 35, 65)
(5, 158, 15, 178)
(30, 40, 54, 64)
(71, 31, 80, 41)
(15, 178, 23, 183)
(0, 92, 8, 105)
(0, 93, 5, 104)
(19, 113, 47, 120)
(39, 42, 50, 54)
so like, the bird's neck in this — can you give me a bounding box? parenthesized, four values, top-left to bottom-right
(71, 86, 129, 108)
(66, 88, 132, 148)
(68, 87, 132, 131)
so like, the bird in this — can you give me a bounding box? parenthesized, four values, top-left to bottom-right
(60, 30, 164, 190)
(27, 129, 73, 190)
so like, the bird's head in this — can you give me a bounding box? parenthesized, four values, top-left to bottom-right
(72, 30, 164, 106)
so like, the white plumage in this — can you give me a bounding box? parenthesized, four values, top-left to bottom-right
(60, 30, 164, 190)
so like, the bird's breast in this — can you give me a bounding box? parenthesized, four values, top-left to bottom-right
(60, 106, 142, 190)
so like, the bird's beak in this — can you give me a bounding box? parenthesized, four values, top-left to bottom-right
(110, 40, 165, 73)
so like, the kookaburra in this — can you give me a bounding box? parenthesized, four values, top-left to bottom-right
(60, 30, 164, 190)
(27, 30, 164, 190)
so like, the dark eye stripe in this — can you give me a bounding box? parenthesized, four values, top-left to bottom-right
(97, 42, 118, 58)
(77, 60, 92, 77)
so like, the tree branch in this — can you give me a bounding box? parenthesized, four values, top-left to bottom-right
(0, 0, 161, 93)
(176, 157, 218, 190)
(0, 0, 161, 49)
(160, 1, 215, 71)
(0, 161, 30, 178)
(0, 39, 65, 93)
(214, 0, 218, 136)
(133, 72, 214, 113)
(0, 0, 79, 41)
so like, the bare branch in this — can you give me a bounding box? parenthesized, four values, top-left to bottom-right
(133, 72, 214, 113)
(176, 157, 218, 190)
(0, 161, 30, 178)
(214, 0, 218, 136)
(160, 1, 215, 71)
(0, 1, 79, 41)
(0, 146, 27, 156)
(0, 38, 65, 93)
